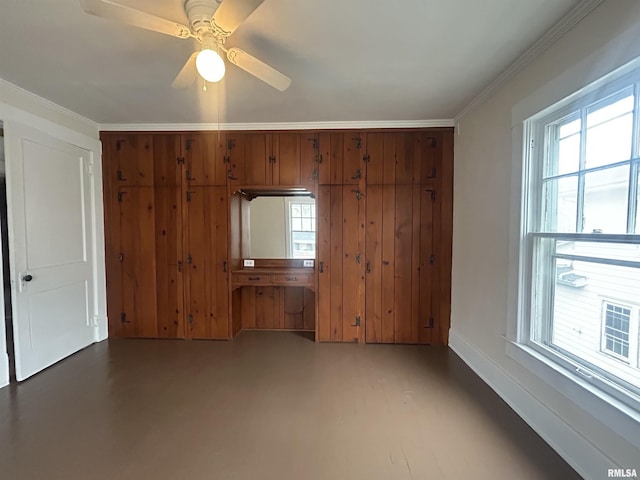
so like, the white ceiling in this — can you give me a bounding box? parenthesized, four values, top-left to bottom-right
(0, 0, 579, 125)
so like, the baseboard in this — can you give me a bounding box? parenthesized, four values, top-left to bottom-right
(448, 328, 612, 480)
(0, 352, 9, 389)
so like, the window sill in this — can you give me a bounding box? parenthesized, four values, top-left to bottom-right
(505, 339, 640, 450)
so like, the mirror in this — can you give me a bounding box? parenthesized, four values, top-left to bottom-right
(246, 194, 316, 259)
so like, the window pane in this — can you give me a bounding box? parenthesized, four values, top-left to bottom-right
(302, 219, 313, 231)
(557, 134, 580, 176)
(291, 204, 301, 217)
(534, 240, 640, 389)
(292, 218, 302, 231)
(586, 93, 634, 128)
(637, 168, 640, 234)
(559, 118, 581, 138)
(583, 165, 629, 233)
(542, 176, 578, 232)
(585, 113, 633, 169)
(301, 204, 311, 216)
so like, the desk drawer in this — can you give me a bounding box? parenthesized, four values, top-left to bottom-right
(272, 273, 313, 287)
(233, 273, 272, 286)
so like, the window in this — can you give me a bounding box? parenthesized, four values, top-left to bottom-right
(521, 67, 640, 409)
(601, 302, 633, 361)
(286, 198, 316, 259)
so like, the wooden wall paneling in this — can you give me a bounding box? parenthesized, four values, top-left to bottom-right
(210, 186, 230, 339)
(283, 287, 304, 329)
(396, 133, 414, 185)
(381, 185, 396, 343)
(152, 134, 184, 338)
(185, 186, 229, 339)
(113, 134, 154, 187)
(317, 186, 331, 340)
(343, 132, 362, 185)
(255, 286, 278, 328)
(226, 133, 246, 185)
(329, 186, 344, 340)
(437, 130, 454, 345)
(363, 133, 384, 185)
(243, 133, 270, 185)
(241, 286, 256, 329)
(410, 184, 422, 344)
(183, 132, 228, 186)
(393, 185, 415, 343)
(300, 133, 319, 187)
(272, 132, 301, 185)
(119, 187, 158, 337)
(416, 131, 442, 185)
(329, 133, 343, 185)
(303, 289, 315, 331)
(419, 185, 435, 345)
(317, 132, 332, 185)
(365, 185, 383, 343)
(341, 185, 362, 342)
(100, 136, 122, 337)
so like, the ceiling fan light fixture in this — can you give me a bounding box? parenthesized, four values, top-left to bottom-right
(195, 48, 225, 83)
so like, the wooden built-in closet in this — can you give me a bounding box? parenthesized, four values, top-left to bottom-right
(101, 128, 453, 344)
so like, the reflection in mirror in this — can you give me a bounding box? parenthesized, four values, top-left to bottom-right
(248, 195, 316, 259)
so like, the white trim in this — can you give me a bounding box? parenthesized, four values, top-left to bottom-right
(98, 119, 454, 132)
(0, 79, 99, 137)
(455, 0, 605, 124)
(448, 329, 617, 480)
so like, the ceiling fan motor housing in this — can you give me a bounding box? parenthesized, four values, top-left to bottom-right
(185, 0, 222, 36)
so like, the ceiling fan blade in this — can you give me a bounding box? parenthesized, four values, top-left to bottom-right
(212, 0, 264, 37)
(171, 52, 199, 89)
(227, 47, 291, 91)
(80, 0, 191, 39)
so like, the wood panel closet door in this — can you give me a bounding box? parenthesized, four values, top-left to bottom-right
(117, 187, 158, 337)
(365, 184, 434, 344)
(110, 134, 154, 187)
(227, 133, 270, 186)
(317, 185, 364, 342)
(272, 132, 301, 185)
(300, 133, 320, 187)
(317, 132, 363, 185)
(184, 186, 229, 339)
(183, 132, 227, 186)
(152, 135, 185, 338)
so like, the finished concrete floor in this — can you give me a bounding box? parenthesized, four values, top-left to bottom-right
(0, 331, 579, 479)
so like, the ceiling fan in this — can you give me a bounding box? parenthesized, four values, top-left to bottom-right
(80, 0, 292, 91)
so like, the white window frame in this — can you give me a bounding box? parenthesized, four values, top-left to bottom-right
(507, 59, 640, 445)
(600, 300, 639, 367)
(284, 197, 316, 259)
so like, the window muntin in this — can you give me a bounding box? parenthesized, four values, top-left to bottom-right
(524, 70, 640, 409)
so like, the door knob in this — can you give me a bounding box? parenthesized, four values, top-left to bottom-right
(22, 274, 33, 282)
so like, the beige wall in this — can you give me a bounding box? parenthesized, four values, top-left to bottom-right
(249, 197, 287, 258)
(452, 0, 640, 475)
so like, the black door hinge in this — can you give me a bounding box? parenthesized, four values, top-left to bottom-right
(120, 312, 130, 324)
(308, 137, 319, 150)
(319, 261, 324, 273)
(351, 168, 362, 180)
(177, 156, 185, 164)
(116, 170, 127, 182)
(355, 253, 361, 265)
(352, 316, 361, 327)
(115, 139, 125, 151)
(363, 154, 370, 163)
(186, 191, 195, 202)
(223, 155, 230, 164)
(187, 254, 193, 264)
(117, 191, 127, 203)
(425, 317, 434, 329)
(269, 155, 276, 164)
(186, 169, 192, 181)
(353, 137, 362, 149)
(426, 167, 436, 179)
(425, 188, 436, 200)
(351, 189, 362, 200)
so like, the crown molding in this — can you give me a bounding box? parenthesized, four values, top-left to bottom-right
(0, 78, 99, 132)
(98, 119, 455, 132)
(454, 0, 606, 124)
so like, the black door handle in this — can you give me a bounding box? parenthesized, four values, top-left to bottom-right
(22, 274, 33, 282)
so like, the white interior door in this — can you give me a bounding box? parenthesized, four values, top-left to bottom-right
(5, 122, 96, 381)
